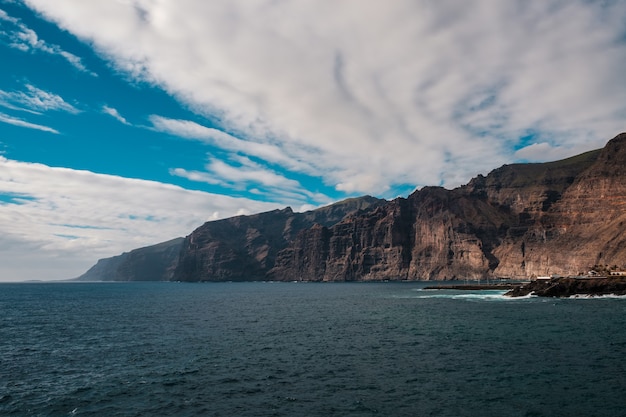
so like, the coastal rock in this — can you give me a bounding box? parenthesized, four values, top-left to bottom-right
(505, 277, 626, 297)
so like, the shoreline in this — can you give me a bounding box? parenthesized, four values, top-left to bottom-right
(423, 277, 626, 298)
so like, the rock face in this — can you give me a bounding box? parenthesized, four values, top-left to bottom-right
(75, 238, 184, 281)
(267, 133, 626, 281)
(268, 187, 512, 281)
(173, 196, 385, 281)
(77, 133, 626, 282)
(491, 133, 626, 277)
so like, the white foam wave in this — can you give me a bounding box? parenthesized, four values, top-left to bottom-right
(567, 293, 626, 300)
(406, 290, 626, 301)
(409, 290, 526, 301)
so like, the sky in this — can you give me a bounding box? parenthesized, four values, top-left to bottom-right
(1, 0, 625, 281)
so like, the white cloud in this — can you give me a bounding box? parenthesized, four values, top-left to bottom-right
(23, 0, 626, 195)
(171, 154, 327, 204)
(0, 84, 80, 114)
(150, 115, 310, 174)
(0, 157, 282, 281)
(0, 7, 95, 74)
(513, 139, 599, 163)
(102, 105, 129, 125)
(0, 84, 80, 133)
(0, 8, 18, 23)
(0, 112, 59, 133)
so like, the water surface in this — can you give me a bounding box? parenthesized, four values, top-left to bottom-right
(1, 282, 624, 416)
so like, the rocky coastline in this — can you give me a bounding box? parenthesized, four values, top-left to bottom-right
(504, 277, 626, 298)
(75, 133, 626, 283)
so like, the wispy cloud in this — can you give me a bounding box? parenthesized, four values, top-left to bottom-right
(23, 1, 626, 195)
(0, 84, 80, 114)
(0, 84, 80, 133)
(0, 7, 95, 75)
(149, 115, 308, 173)
(0, 112, 58, 133)
(170, 153, 326, 204)
(102, 105, 129, 125)
(0, 156, 282, 280)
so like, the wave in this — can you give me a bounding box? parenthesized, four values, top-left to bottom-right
(566, 293, 626, 300)
(405, 288, 626, 301)
(406, 289, 522, 301)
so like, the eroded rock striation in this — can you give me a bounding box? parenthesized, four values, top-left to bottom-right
(77, 133, 626, 282)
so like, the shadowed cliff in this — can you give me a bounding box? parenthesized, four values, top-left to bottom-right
(75, 238, 184, 281)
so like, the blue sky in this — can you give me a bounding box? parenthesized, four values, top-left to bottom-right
(1, 0, 625, 281)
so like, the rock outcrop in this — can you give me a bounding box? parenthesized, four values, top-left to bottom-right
(505, 277, 626, 297)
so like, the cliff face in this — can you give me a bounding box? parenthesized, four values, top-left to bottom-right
(493, 133, 626, 277)
(269, 186, 513, 281)
(173, 196, 385, 281)
(267, 133, 626, 281)
(77, 133, 626, 282)
(75, 238, 184, 281)
(268, 198, 415, 281)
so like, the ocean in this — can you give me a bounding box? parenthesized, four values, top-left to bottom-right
(1, 281, 624, 417)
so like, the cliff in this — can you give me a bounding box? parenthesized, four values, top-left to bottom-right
(268, 187, 513, 281)
(492, 133, 626, 277)
(75, 238, 184, 281)
(76, 133, 626, 282)
(267, 133, 626, 281)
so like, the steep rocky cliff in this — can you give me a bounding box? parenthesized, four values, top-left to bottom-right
(493, 133, 626, 277)
(268, 133, 626, 281)
(173, 196, 384, 281)
(78, 196, 383, 282)
(75, 238, 184, 281)
(76, 133, 626, 282)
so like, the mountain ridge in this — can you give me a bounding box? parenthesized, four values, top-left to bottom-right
(76, 133, 626, 282)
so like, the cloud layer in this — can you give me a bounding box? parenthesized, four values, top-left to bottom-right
(24, 0, 626, 194)
(0, 157, 280, 280)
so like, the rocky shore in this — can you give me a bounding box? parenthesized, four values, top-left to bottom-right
(504, 277, 626, 298)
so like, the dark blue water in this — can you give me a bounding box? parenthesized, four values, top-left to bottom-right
(1, 282, 625, 416)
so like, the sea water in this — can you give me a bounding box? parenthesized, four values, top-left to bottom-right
(1, 282, 624, 417)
